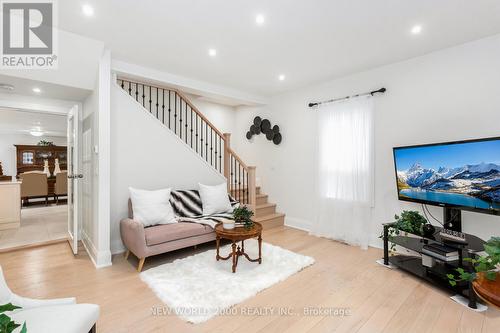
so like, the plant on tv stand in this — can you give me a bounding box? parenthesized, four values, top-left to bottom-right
(380, 210, 427, 251)
(447, 237, 500, 286)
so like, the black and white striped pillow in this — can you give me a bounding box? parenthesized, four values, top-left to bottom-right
(170, 190, 239, 218)
(170, 190, 203, 217)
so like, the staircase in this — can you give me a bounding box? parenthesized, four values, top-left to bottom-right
(254, 187, 285, 229)
(117, 78, 284, 229)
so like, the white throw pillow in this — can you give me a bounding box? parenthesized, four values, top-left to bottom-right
(129, 187, 177, 227)
(198, 183, 232, 215)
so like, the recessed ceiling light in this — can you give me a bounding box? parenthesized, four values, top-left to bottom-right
(278, 74, 285, 81)
(82, 4, 94, 17)
(208, 48, 217, 57)
(30, 130, 44, 137)
(256, 14, 265, 25)
(411, 25, 422, 35)
(32, 87, 41, 93)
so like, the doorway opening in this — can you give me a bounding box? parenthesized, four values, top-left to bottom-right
(0, 75, 87, 253)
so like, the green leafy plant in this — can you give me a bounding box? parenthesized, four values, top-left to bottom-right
(37, 140, 53, 146)
(447, 237, 500, 286)
(232, 206, 254, 229)
(380, 210, 427, 251)
(0, 303, 27, 333)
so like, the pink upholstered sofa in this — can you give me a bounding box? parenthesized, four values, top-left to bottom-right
(120, 190, 236, 272)
(120, 202, 216, 272)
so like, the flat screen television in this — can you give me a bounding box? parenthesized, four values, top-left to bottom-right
(393, 137, 500, 230)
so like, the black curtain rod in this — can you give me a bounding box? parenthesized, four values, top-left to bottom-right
(308, 87, 386, 108)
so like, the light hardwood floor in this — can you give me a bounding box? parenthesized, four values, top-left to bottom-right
(0, 226, 498, 333)
(0, 204, 67, 251)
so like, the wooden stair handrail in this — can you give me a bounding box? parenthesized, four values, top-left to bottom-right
(227, 148, 250, 169)
(174, 89, 225, 139)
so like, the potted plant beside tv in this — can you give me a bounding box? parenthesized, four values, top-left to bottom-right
(380, 210, 429, 251)
(448, 237, 500, 307)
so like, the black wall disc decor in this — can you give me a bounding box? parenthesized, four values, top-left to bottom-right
(246, 116, 282, 145)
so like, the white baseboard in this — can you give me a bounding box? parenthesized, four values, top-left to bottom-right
(285, 216, 312, 232)
(111, 239, 126, 255)
(81, 230, 112, 268)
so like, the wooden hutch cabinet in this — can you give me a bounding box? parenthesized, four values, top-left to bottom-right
(15, 145, 67, 195)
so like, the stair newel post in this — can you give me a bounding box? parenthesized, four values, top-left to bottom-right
(248, 166, 257, 212)
(223, 133, 231, 192)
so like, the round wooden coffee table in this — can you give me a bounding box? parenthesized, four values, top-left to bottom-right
(215, 222, 263, 273)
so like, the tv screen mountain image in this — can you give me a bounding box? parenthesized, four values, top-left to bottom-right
(393, 137, 500, 213)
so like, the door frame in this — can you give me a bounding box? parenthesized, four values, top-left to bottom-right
(67, 104, 82, 254)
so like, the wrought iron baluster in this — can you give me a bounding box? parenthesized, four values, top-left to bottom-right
(185, 101, 188, 143)
(210, 129, 213, 166)
(243, 170, 246, 204)
(205, 123, 208, 162)
(234, 157, 237, 200)
(200, 118, 204, 158)
(135, 83, 138, 101)
(219, 137, 222, 173)
(214, 135, 217, 170)
(142, 84, 145, 108)
(120, 80, 124, 89)
(195, 114, 199, 153)
(230, 155, 234, 196)
(156, 88, 159, 118)
(162, 89, 165, 124)
(128, 81, 132, 95)
(149, 86, 152, 112)
(174, 92, 177, 134)
(179, 99, 183, 141)
(190, 106, 193, 148)
(168, 90, 171, 129)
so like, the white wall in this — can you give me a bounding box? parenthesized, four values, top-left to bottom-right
(0, 133, 66, 176)
(80, 50, 113, 268)
(186, 95, 237, 134)
(0, 30, 104, 91)
(110, 84, 227, 254)
(232, 34, 500, 245)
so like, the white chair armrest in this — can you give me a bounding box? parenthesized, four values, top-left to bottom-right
(10, 294, 76, 310)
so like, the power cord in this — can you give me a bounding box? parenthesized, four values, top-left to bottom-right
(421, 204, 444, 226)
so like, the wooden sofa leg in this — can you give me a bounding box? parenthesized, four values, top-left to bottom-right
(89, 323, 96, 333)
(137, 258, 145, 272)
(124, 250, 130, 260)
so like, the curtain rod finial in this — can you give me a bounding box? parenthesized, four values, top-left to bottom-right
(308, 102, 318, 108)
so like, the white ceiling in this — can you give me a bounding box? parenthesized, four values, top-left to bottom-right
(0, 108, 67, 137)
(59, 0, 500, 97)
(0, 74, 90, 101)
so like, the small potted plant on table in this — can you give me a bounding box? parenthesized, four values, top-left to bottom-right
(232, 206, 255, 230)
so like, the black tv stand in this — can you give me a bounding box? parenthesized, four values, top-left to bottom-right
(444, 207, 462, 232)
(382, 222, 485, 309)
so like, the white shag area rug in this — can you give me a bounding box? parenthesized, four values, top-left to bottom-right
(140, 239, 315, 323)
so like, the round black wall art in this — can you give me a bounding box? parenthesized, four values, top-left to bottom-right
(246, 116, 282, 145)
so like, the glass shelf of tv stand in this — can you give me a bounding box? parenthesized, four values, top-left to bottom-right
(382, 222, 486, 300)
(383, 222, 485, 253)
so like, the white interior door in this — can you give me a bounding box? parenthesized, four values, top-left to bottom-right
(67, 105, 81, 254)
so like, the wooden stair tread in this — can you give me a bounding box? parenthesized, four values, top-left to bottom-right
(256, 203, 276, 209)
(256, 194, 267, 198)
(253, 212, 285, 223)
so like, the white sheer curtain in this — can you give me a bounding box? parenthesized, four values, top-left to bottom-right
(311, 96, 374, 249)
